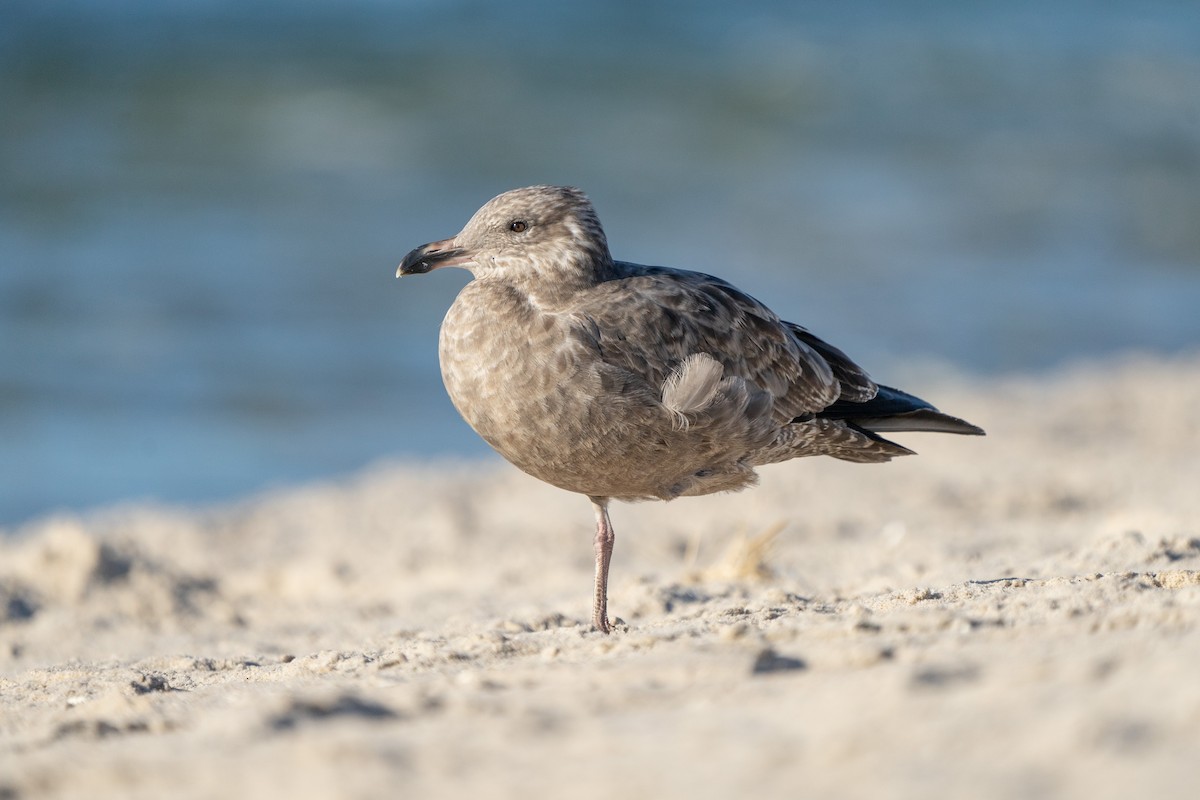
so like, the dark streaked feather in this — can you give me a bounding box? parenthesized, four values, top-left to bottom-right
(577, 263, 842, 420)
(782, 322, 877, 402)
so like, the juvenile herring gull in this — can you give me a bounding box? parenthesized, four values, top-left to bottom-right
(397, 185, 984, 633)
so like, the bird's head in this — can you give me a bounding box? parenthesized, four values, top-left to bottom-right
(396, 186, 613, 287)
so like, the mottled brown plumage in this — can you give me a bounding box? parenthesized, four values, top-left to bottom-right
(397, 185, 983, 633)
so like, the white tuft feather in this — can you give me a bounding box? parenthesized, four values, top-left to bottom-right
(662, 353, 725, 430)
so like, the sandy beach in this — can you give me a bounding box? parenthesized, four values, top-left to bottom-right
(2, 354, 1198, 799)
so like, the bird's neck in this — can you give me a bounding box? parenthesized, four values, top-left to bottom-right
(520, 250, 619, 309)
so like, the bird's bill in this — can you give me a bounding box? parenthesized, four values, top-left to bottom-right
(396, 237, 472, 276)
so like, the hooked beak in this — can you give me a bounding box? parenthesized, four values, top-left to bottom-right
(396, 237, 472, 277)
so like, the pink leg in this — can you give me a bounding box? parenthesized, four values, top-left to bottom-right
(590, 496, 615, 634)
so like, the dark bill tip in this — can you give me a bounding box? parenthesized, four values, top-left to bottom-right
(396, 247, 433, 276)
(396, 239, 468, 277)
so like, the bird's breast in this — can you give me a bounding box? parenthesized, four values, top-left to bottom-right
(436, 281, 679, 497)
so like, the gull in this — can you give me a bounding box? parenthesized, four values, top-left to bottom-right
(397, 185, 983, 633)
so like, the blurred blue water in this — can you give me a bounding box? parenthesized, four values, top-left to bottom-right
(2, 0, 1199, 525)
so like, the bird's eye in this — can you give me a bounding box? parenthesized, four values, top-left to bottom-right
(509, 220, 528, 233)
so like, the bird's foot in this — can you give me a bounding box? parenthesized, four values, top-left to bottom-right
(591, 615, 626, 635)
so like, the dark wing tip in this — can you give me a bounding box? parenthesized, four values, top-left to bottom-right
(819, 384, 985, 437)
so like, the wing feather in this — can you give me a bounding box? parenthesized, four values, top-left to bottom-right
(572, 263, 856, 419)
(783, 323, 877, 403)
